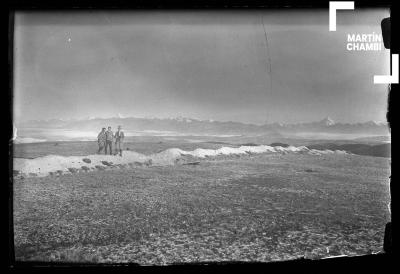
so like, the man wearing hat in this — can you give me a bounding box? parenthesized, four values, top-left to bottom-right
(114, 125, 125, 156)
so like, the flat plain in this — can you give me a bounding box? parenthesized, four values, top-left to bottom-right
(13, 149, 390, 264)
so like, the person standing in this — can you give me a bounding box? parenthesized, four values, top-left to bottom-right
(114, 125, 125, 156)
(97, 127, 106, 154)
(105, 126, 114, 155)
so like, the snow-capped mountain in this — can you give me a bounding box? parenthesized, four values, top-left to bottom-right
(318, 117, 335, 126)
(15, 116, 389, 137)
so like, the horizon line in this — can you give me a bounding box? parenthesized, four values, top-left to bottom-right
(17, 115, 388, 126)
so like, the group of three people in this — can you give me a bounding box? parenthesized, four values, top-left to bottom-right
(97, 126, 125, 156)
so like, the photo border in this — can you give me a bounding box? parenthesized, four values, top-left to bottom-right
(6, 0, 397, 271)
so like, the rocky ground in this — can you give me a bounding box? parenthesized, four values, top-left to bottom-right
(13, 152, 391, 264)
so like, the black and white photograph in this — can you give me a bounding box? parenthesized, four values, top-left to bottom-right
(11, 7, 392, 265)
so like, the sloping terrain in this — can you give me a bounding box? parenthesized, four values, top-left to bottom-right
(307, 143, 390, 158)
(13, 145, 347, 178)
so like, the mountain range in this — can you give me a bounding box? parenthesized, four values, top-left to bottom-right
(16, 116, 389, 137)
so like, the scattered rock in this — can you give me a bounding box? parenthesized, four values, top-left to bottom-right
(81, 166, 90, 172)
(56, 170, 63, 175)
(68, 167, 79, 174)
(82, 158, 91, 164)
(95, 165, 106, 170)
(101, 161, 113, 166)
(144, 159, 153, 166)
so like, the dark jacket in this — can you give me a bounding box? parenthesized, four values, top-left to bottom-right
(105, 130, 114, 142)
(115, 131, 125, 142)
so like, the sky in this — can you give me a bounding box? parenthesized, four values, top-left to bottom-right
(14, 9, 390, 125)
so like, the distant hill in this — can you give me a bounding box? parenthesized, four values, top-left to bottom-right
(352, 135, 391, 143)
(16, 116, 389, 138)
(307, 143, 391, 158)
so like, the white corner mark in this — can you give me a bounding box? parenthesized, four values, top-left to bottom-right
(374, 54, 399, 84)
(329, 1, 355, 31)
